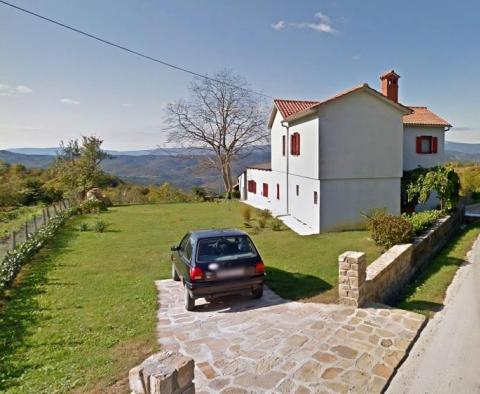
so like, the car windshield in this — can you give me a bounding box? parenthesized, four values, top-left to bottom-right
(197, 236, 258, 262)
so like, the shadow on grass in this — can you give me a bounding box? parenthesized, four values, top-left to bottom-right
(266, 266, 333, 301)
(0, 226, 78, 392)
(397, 300, 444, 315)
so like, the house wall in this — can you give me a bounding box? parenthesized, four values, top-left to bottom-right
(288, 116, 320, 179)
(317, 90, 404, 180)
(244, 169, 287, 215)
(287, 174, 320, 232)
(403, 126, 446, 171)
(320, 178, 400, 232)
(270, 111, 286, 173)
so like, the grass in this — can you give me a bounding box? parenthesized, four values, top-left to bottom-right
(0, 201, 380, 392)
(0, 205, 44, 239)
(397, 222, 480, 317)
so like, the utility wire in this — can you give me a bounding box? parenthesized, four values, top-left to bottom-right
(0, 0, 273, 99)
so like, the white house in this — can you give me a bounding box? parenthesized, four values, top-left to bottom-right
(238, 70, 452, 235)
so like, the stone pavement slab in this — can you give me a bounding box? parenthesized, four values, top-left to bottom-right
(156, 280, 425, 393)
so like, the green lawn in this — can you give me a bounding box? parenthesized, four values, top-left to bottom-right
(397, 222, 480, 317)
(0, 201, 380, 393)
(0, 205, 44, 239)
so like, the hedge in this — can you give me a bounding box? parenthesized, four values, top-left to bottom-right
(0, 207, 77, 292)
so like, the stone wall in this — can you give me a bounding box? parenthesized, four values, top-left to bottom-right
(339, 209, 464, 306)
(129, 351, 195, 394)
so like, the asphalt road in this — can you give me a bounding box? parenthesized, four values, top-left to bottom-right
(387, 234, 480, 394)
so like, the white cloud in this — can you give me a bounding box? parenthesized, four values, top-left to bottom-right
(272, 12, 338, 34)
(60, 98, 80, 105)
(122, 103, 130, 107)
(353, 55, 361, 61)
(271, 20, 286, 30)
(0, 84, 10, 96)
(16, 85, 33, 93)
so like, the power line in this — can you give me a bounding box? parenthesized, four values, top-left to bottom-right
(0, 0, 273, 99)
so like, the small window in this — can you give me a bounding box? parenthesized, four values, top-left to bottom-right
(248, 180, 257, 194)
(416, 136, 438, 154)
(313, 191, 318, 205)
(296, 185, 299, 196)
(291, 132, 300, 156)
(276, 184, 280, 200)
(262, 183, 269, 198)
(282, 135, 286, 156)
(179, 234, 189, 253)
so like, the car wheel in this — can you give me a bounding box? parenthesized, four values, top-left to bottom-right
(184, 285, 195, 311)
(171, 263, 180, 281)
(252, 285, 263, 299)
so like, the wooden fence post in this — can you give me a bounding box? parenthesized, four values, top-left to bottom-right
(46, 206, 50, 220)
(11, 231, 16, 250)
(33, 215, 38, 231)
(53, 204, 58, 216)
(43, 208, 47, 225)
(24, 221, 29, 239)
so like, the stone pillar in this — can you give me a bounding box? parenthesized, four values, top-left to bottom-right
(129, 351, 195, 394)
(338, 251, 367, 307)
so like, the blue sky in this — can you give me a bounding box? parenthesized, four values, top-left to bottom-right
(0, 0, 479, 150)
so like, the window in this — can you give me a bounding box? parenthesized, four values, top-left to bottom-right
(313, 191, 318, 205)
(247, 180, 257, 194)
(276, 184, 280, 200)
(296, 185, 299, 196)
(262, 183, 269, 198)
(291, 132, 300, 155)
(184, 240, 193, 260)
(197, 236, 258, 262)
(282, 135, 286, 156)
(416, 136, 438, 154)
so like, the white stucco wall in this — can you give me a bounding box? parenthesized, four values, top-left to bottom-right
(287, 174, 320, 232)
(288, 116, 319, 179)
(317, 90, 404, 180)
(270, 111, 286, 173)
(403, 126, 446, 171)
(320, 178, 401, 232)
(243, 169, 287, 215)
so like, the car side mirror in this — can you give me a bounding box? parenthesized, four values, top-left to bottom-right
(170, 245, 179, 252)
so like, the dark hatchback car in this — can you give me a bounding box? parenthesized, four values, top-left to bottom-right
(170, 229, 265, 311)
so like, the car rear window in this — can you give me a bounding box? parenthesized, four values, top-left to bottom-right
(197, 236, 258, 262)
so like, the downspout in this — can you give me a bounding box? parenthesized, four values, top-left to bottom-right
(281, 120, 289, 214)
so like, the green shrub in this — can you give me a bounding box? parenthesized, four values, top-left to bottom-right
(0, 207, 77, 291)
(231, 189, 240, 199)
(259, 209, 272, 220)
(80, 199, 108, 214)
(365, 210, 413, 249)
(78, 222, 89, 232)
(93, 220, 107, 233)
(258, 217, 267, 229)
(271, 218, 283, 231)
(240, 205, 252, 222)
(403, 210, 443, 235)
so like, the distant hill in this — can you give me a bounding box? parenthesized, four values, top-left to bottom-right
(0, 147, 270, 190)
(445, 141, 480, 155)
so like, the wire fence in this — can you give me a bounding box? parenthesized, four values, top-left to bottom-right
(0, 199, 71, 261)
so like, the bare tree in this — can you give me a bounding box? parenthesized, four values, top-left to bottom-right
(165, 70, 268, 198)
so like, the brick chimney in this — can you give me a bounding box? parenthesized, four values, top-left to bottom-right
(380, 70, 400, 102)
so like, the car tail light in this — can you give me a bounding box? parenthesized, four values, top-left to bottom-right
(189, 266, 204, 281)
(255, 261, 265, 275)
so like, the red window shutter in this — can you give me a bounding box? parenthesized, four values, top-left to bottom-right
(276, 184, 280, 199)
(313, 191, 318, 205)
(263, 183, 268, 197)
(282, 135, 286, 156)
(253, 181, 256, 194)
(290, 134, 295, 155)
(416, 136, 422, 153)
(432, 137, 438, 153)
(296, 133, 300, 155)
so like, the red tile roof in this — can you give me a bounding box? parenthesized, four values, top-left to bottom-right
(403, 106, 451, 128)
(273, 99, 320, 119)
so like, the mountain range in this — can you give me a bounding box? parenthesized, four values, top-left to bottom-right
(1, 141, 479, 190)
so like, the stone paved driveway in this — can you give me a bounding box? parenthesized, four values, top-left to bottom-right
(156, 280, 425, 393)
